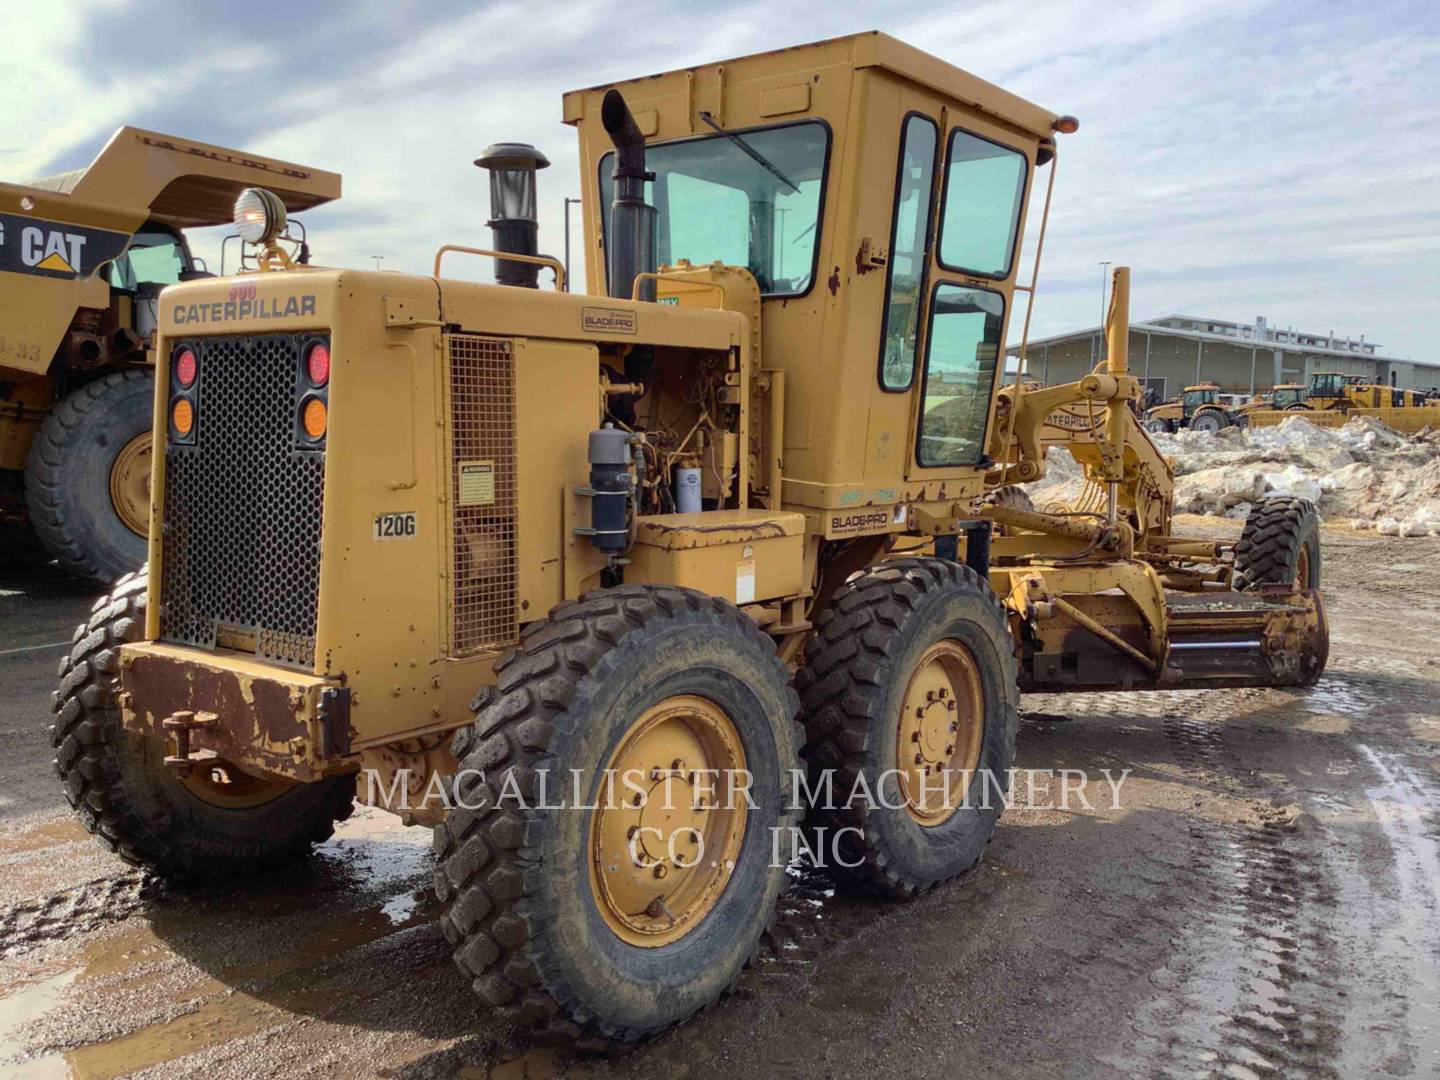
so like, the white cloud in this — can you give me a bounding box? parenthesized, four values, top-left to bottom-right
(5, 0, 1438, 360)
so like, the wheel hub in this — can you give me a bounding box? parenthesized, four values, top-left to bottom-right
(108, 432, 152, 538)
(897, 640, 985, 826)
(590, 695, 747, 947)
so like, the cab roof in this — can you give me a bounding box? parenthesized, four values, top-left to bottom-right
(563, 31, 1063, 140)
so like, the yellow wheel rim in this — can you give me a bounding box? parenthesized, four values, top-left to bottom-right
(1295, 545, 1311, 589)
(589, 695, 748, 947)
(897, 640, 985, 827)
(179, 759, 292, 809)
(108, 432, 152, 538)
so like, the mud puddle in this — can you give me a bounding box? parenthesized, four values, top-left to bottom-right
(0, 807, 438, 1078)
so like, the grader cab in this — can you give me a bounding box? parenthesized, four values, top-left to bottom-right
(52, 32, 1327, 1047)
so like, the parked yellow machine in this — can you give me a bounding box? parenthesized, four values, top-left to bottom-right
(1142, 382, 1242, 433)
(1246, 372, 1439, 432)
(0, 128, 339, 578)
(53, 32, 1327, 1046)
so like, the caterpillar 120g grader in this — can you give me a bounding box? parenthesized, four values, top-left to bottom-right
(53, 32, 1327, 1047)
(1, 128, 338, 579)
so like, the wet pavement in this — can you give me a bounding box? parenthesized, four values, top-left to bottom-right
(1, 520, 1437, 1078)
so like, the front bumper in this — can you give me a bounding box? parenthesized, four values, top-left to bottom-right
(118, 642, 353, 783)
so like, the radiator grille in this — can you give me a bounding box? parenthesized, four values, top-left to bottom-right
(160, 333, 326, 669)
(448, 335, 518, 655)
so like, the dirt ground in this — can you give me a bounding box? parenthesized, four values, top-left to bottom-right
(1, 518, 1437, 1079)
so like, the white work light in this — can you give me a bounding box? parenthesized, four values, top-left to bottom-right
(233, 187, 287, 245)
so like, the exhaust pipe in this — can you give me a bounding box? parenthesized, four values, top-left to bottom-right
(601, 89, 658, 301)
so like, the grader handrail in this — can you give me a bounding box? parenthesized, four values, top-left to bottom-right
(432, 245, 566, 290)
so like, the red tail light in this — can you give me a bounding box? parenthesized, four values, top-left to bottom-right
(306, 342, 330, 386)
(175, 348, 197, 387)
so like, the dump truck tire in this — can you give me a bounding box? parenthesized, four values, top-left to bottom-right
(25, 371, 153, 583)
(796, 557, 1018, 899)
(1234, 497, 1321, 591)
(433, 585, 800, 1047)
(51, 569, 355, 879)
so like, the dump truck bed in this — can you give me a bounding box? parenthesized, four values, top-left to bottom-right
(20, 126, 341, 231)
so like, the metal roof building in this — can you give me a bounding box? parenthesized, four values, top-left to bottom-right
(1009, 314, 1440, 402)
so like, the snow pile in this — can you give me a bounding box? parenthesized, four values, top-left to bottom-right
(1029, 416, 1440, 536)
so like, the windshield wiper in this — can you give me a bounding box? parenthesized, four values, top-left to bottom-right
(697, 111, 800, 194)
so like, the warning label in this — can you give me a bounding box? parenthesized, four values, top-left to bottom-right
(736, 558, 756, 605)
(458, 461, 496, 505)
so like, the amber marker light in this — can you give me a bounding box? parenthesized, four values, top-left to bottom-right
(301, 396, 328, 440)
(1052, 115, 1080, 134)
(171, 397, 194, 436)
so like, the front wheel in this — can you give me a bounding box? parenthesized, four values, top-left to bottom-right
(433, 586, 800, 1047)
(1235, 497, 1321, 591)
(52, 569, 356, 878)
(796, 557, 1018, 898)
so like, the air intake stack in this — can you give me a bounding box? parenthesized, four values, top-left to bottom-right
(474, 142, 550, 288)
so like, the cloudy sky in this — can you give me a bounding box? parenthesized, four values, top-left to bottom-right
(6, 0, 1437, 359)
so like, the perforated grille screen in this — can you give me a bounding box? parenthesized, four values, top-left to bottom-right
(160, 333, 326, 669)
(447, 335, 518, 656)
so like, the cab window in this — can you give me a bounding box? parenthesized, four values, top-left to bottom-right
(916, 285, 1004, 467)
(1183, 388, 1215, 410)
(937, 130, 1027, 278)
(878, 114, 938, 392)
(599, 121, 830, 296)
(104, 227, 190, 291)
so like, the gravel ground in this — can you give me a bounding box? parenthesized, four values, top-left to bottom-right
(1, 520, 1437, 1079)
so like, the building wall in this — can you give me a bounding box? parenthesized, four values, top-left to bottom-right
(1015, 329, 1438, 395)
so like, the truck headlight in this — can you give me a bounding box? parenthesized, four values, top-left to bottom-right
(234, 187, 287, 245)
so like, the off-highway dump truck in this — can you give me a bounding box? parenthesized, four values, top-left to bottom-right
(53, 32, 1327, 1046)
(1, 128, 339, 579)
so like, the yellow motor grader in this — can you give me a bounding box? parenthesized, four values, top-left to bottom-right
(52, 32, 1326, 1047)
(0, 128, 338, 579)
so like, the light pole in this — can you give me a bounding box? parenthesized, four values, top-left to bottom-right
(372, 255, 385, 272)
(563, 197, 582, 292)
(1098, 260, 1112, 361)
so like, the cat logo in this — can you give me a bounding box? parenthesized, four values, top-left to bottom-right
(22, 228, 86, 273)
(0, 212, 130, 280)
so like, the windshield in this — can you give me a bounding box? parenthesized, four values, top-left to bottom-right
(1274, 388, 1303, 407)
(1183, 389, 1215, 409)
(105, 227, 190, 290)
(599, 121, 829, 296)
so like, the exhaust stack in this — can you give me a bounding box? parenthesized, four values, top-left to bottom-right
(601, 90, 658, 301)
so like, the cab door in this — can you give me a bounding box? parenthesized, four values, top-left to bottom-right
(904, 112, 1034, 482)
